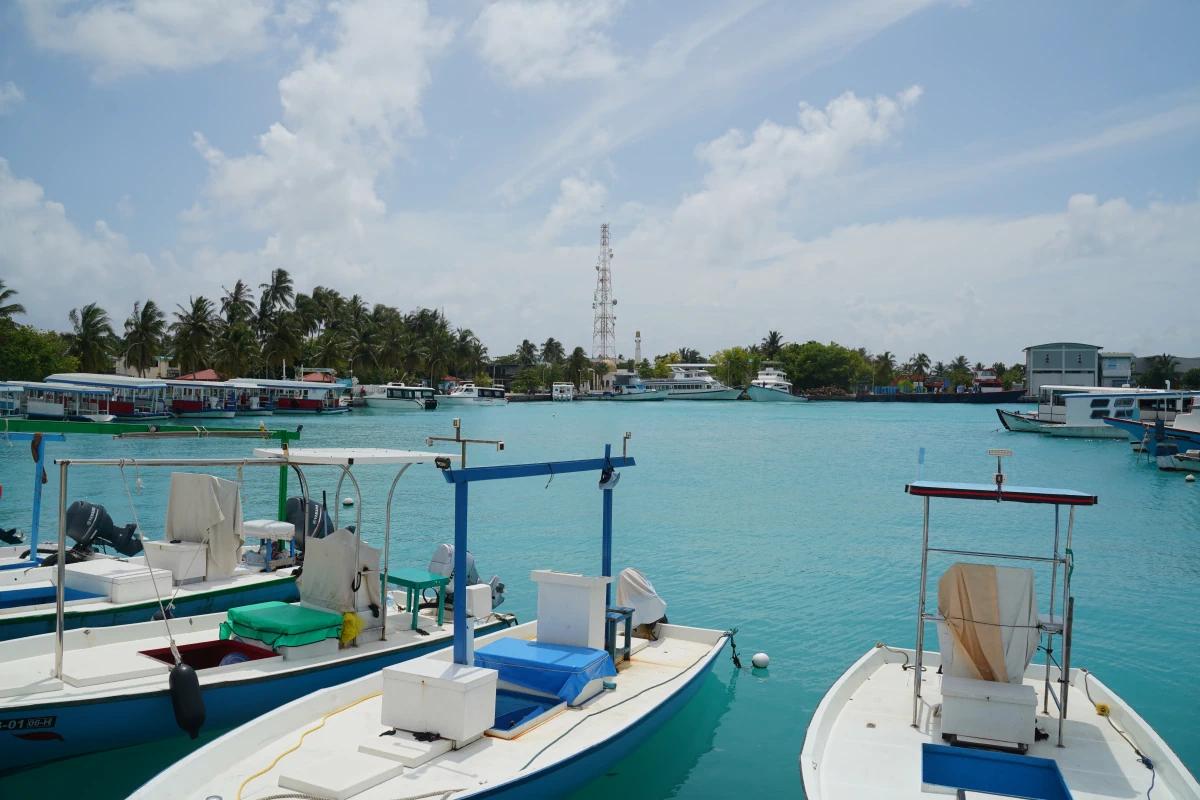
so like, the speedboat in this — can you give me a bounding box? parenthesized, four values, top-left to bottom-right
(800, 451, 1200, 799)
(132, 439, 733, 800)
(0, 446, 521, 773)
(438, 382, 508, 405)
(364, 384, 438, 410)
(644, 364, 742, 400)
(746, 366, 805, 402)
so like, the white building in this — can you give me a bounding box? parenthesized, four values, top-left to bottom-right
(1099, 352, 1134, 387)
(1023, 343, 1101, 397)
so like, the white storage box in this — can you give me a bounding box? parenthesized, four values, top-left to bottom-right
(244, 519, 295, 541)
(381, 658, 497, 745)
(465, 583, 491, 619)
(940, 676, 1037, 749)
(143, 540, 207, 584)
(61, 560, 173, 604)
(531, 570, 610, 650)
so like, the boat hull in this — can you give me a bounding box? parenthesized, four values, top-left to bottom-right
(996, 408, 1043, 432)
(233, 409, 273, 417)
(662, 388, 743, 400)
(1103, 416, 1200, 454)
(1039, 423, 1128, 439)
(363, 397, 434, 410)
(0, 575, 298, 642)
(172, 410, 236, 419)
(113, 412, 173, 421)
(607, 391, 667, 401)
(746, 385, 806, 402)
(24, 412, 115, 423)
(0, 617, 511, 772)
(438, 397, 508, 405)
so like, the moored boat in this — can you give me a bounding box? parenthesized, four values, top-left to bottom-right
(45, 373, 171, 420)
(551, 382, 575, 401)
(438, 382, 508, 405)
(364, 383, 438, 410)
(747, 366, 805, 402)
(0, 382, 22, 417)
(165, 379, 237, 419)
(996, 408, 1044, 432)
(644, 364, 741, 400)
(14, 381, 116, 422)
(231, 378, 349, 414)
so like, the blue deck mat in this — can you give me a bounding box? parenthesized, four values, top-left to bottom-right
(0, 584, 105, 610)
(922, 743, 1073, 800)
(474, 638, 617, 704)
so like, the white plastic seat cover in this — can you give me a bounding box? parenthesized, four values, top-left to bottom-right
(163, 473, 245, 579)
(616, 567, 667, 627)
(298, 528, 382, 614)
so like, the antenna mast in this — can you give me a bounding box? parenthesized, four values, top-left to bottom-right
(591, 223, 616, 360)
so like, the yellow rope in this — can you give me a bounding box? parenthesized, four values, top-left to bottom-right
(237, 692, 382, 800)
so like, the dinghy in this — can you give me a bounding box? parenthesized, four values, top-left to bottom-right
(132, 435, 733, 800)
(800, 450, 1200, 799)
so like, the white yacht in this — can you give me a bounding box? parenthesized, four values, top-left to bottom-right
(363, 383, 437, 410)
(552, 382, 575, 401)
(438, 382, 508, 406)
(747, 366, 805, 402)
(644, 364, 742, 400)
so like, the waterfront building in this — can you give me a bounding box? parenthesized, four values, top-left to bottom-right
(1099, 352, 1134, 387)
(1022, 342, 1101, 397)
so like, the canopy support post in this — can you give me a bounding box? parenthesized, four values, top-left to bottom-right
(29, 435, 46, 565)
(453, 480, 469, 665)
(381, 463, 414, 641)
(912, 495, 930, 728)
(1045, 504, 1061, 714)
(277, 465, 287, 522)
(54, 460, 68, 680)
(602, 444, 613, 606)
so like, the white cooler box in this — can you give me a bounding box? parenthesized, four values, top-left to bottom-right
(143, 540, 207, 585)
(381, 658, 497, 746)
(61, 559, 174, 604)
(940, 676, 1037, 749)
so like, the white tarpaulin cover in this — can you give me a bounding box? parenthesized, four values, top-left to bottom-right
(163, 473, 245, 579)
(938, 562, 1039, 685)
(616, 567, 667, 627)
(298, 529, 382, 614)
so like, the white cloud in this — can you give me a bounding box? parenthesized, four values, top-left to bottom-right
(533, 172, 607, 242)
(0, 82, 24, 114)
(117, 193, 134, 218)
(17, 0, 309, 81)
(471, 0, 625, 88)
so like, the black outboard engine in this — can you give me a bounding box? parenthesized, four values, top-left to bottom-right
(286, 496, 332, 561)
(428, 543, 505, 608)
(41, 501, 142, 565)
(423, 396, 438, 410)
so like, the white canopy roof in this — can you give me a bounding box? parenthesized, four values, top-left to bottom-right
(45, 373, 167, 389)
(252, 447, 462, 466)
(165, 379, 238, 388)
(15, 380, 113, 395)
(231, 378, 336, 391)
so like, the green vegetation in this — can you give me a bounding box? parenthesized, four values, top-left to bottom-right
(1137, 354, 1181, 389)
(1182, 368, 1200, 390)
(0, 324, 78, 381)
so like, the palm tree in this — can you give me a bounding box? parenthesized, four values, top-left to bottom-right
(348, 324, 379, 376)
(516, 339, 538, 364)
(312, 332, 349, 370)
(259, 268, 294, 313)
(912, 353, 930, 377)
(1140, 354, 1181, 389)
(0, 279, 26, 320)
(989, 361, 1007, 378)
(260, 311, 302, 378)
(422, 329, 456, 386)
(220, 281, 255, 326)
(540, 337, 565, 364)
(67, 303, 116, 373)
(213, 323, 259, 378)
(949, 355, 970, 373)
(932, 361, 946, 377)
(567, 347, 590, 389)
(593, 358, 612, 388)
(122, 300, 166, 377)
(874, 350, 897, 385)
(677, 347, 701, 363)
(761, 331, 784, 360)
(170, 296, 216, 375)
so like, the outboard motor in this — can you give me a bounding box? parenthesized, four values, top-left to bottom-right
(428, 543, 505, 608)
(41, 501, 142, 565)
(286, 496, 332, 560)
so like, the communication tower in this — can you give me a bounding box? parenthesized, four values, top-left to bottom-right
(591, 223, 616, 361)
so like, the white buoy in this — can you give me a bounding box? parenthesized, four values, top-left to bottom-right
(342, 497, 354, 506)
(752, 652, 770, 669)
(1187, 474, 1195, 482)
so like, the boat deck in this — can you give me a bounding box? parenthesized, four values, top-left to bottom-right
(804, 647, 1199, 799)
(143, 623, 727, 800)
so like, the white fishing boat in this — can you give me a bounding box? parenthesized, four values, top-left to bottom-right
(165, 379, 237, 419)
(644, 364, 742, 400)
(746, 366, 805, 402)
(551, 382, 575, 401)
(45, 373, 171, 420)
(800, 451, 1200, 800)
(15, 381, 116, 423)
(364, 384, 438, 410)
(133, 438, 734, 800)
(996, 408, 1044, 432)
(438, 382, 508, 406)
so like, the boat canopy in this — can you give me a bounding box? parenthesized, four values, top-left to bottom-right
(253, 447, 460, 466)
(232, 378, 334, 391)
(0, 382, 24, 394)
(15, 381, 113, 395)
(45, 373, 167, 389)
(165, 379, 238, 389)
(905, 480, 1098, 506)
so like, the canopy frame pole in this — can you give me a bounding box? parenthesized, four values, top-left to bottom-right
(602, 444, 614, 606)
(54, 460, 68, 680)
(380, 463, 414, 640)
(1058, 506, 1075, 747)
(912, 496, 930, 728)
(1044, 505, 1061, 714)
(452, 480, 469, 665)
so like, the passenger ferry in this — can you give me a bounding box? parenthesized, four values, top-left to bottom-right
(165, 379, 236, 419)
(0, 383, 22, 417)
(438, 382, 508, 405)
(230, 378, 349, 414)
(15, 381, 116, 422)
(363, 383, 438, 410)
(644, 364, 742, 400)
(999, 385, 1138, 433)
(45, 373, 170, 419)
(747, 366, 805, 402)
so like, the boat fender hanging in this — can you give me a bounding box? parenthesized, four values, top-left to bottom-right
(169, 662, 206, 739)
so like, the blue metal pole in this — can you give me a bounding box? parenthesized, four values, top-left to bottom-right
(29, 436, 45, 565)
(453, 479, 469, 665)
(602, 444, 613, 606)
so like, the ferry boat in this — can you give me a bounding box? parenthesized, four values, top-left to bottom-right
(0, 382, 23, 417)
(609, 373, 666, 400)
(552, 382, 575, 401)
(15, 381, 116, 422)
(1040, 388, 1195, 439)
(364, 383, 438, 410)
(438, 382, 509, 405)
(45, 373, 170, 419)
(800, 453, 1200, 800)
(230, 378, 349, 414)
(998, 385, 1191, 436)
(747, 366, 805, 402)
(165, 379, 236, 419)
(644, 364, 742, 400)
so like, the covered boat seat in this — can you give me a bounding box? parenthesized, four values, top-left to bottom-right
(219, 601, 342, 649)
(474, 638, 616, 707)
(936, 562, 1040, 751)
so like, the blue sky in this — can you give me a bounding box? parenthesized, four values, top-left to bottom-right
(1, 0, 1198, 365)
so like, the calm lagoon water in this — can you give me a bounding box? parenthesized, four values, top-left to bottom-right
(2, 401, 1198, 798)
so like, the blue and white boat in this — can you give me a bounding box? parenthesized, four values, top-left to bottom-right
(14, 381, 116, 422)
(1104, 405, 1200, 455)
(0, 382, 22, 417)
(165, 379, 237, 419)
(746, 365, 805, 402)
(45, 373, 171, 420)
(0, 446, 522, 773)
(133, 436, 733, 800)
(800, 451, 1200, 799)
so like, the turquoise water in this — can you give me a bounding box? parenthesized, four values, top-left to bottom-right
(3, 402, 1199, 798)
